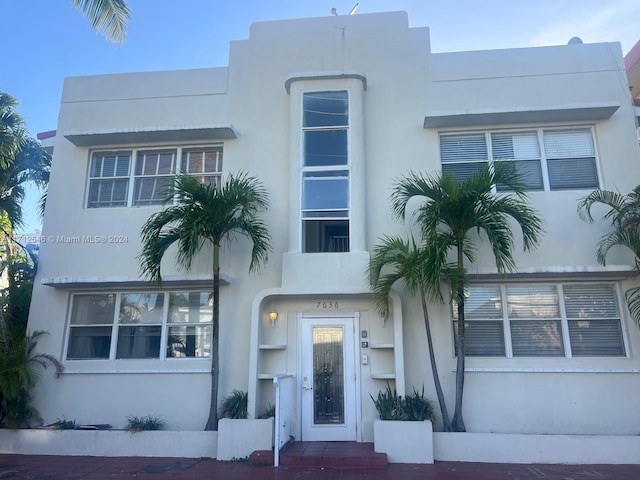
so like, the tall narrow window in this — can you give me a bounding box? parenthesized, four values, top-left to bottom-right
(302, 91, 350, 252)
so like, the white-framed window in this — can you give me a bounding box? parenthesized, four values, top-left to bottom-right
(301, 91, 350, 253)
(87, 152, 131, 208)
(440, 127, 599, 191)
(453, 283, 626, 357)
(66, 291, 213, 360)
(86, 145, 223, 208)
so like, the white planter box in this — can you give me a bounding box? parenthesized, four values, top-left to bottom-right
(373, 419, 434, 464)
(216, 418, 274, 461)
(0, 430, 217, 458)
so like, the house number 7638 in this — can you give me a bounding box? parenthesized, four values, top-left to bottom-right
(317, 301, 339, 309)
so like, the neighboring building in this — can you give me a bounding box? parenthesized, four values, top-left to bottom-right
(625, 40, 640, 132)
(28, 11, 640, 442)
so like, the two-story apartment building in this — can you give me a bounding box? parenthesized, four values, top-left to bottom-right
(27, 11, 640, 444)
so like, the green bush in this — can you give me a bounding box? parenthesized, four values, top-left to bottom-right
(219, 390, 248, 419)
(371, 383, 436, 422)
(125, 415, 165, 432)
(258, 403, 275, 419)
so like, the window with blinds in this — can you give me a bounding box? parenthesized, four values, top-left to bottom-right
(86, 145, 223, 208)
(452, 283, 625, 357)
(87, 152, 131, 208)
(440, 127, 598, 191)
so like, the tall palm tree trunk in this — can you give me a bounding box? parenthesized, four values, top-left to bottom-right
(205, 245, 221, 431)
(420, 287, 452, 431)
(451, 244, 467, 432)
(451, 289, 466, 432)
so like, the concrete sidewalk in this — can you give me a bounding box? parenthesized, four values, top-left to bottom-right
(1, 455, 640, 479)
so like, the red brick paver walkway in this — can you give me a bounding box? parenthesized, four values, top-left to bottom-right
(1, 455, 639, 479)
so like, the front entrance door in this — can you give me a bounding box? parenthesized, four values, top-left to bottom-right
(300, 316, 357, 441)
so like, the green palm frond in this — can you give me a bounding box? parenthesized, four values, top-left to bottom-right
(594, 229, 640, 266)
(625, 286, 640, 328)
(139, 171, 271, 283)
(70, 0, 130, 44)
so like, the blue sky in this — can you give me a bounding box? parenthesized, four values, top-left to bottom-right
(3, 0, 639, 232)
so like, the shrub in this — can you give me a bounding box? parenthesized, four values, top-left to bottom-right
(219, 390, 248, 419)
(125, 415, 165, 432)
(371, 383, 436, 422)
(50, 418, 78, 430)
(258, 403, 275, 419)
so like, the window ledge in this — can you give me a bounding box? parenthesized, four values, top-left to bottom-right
(63, 124, 238, 147)
(61, 368, 210, 375)
(424, 102, 620, 128)
(456, 367, 639, 373)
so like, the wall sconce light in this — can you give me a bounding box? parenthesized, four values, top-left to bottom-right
(269, 311, 278, 328)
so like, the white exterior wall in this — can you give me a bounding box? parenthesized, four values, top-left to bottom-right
(28, 11, 640, 437)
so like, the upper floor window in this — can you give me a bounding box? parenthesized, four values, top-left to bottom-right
(87, 145, 223, 208)
(440, 127, 598, 191)
(302, 91, 350, 253)
(66, 291, 213, 360)
(453, 283, 626, 358)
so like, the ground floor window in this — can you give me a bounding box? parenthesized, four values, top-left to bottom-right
(453, 283, 626, 357)
(66, 291, 212, 360)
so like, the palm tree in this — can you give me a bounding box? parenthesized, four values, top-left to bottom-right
(368, 236, 452, 431)
(577, 186, 640, 326)
(390, 164, 543, 432)
(70, 0, 131, 44)
(0, 92, 51, 230)
(139, 172, 271, 431)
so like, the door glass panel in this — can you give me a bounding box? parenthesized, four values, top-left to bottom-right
(313, 326, 345, 425)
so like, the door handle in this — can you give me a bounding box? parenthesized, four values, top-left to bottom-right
(302, 385, 313, 391)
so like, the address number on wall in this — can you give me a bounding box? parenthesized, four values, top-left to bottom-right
(316, 301, 339, 309)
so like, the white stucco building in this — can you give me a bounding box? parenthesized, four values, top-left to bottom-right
(28, 11, 640, 446)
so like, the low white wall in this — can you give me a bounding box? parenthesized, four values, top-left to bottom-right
(434, 432, 640, 464)
(374, 420, 434, 464)
(216, 418, 274, 461)
(0, 430, 217, 458)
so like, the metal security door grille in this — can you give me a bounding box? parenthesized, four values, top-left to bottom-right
(312, 327, 345, 425)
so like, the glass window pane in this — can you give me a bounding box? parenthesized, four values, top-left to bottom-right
(303, 220, 349, 253)
(495, 160, 544, 191)
(303, 174, 348, 210)
(313, 326, 345, 424)
(510, 320, 564, 356)
(304, 91, 348, 127)
(116, 326, 162, 358)
(506, 285, 559, 319)
(119, 293, 164, 324)
(115, 155, 130, 176)
(454, 321, 505, 356)
(544, 129, 594, 158)
(568, 319, 625, 356)
(167, 325, 212, 358)
(442, 162, 489, 183)
(71, 294, 116, 325)
(563, 284, 619, 318)
(168, 292, 213, 323)
(548, 158, 598, 190)
(102, 156, 116, 177)
(440, 134, 487, 163)
(304, 130, 348, 167)
(67, 326, 112, 359)
(491, 132, 540, 160)
(453, 286, 502, 320)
